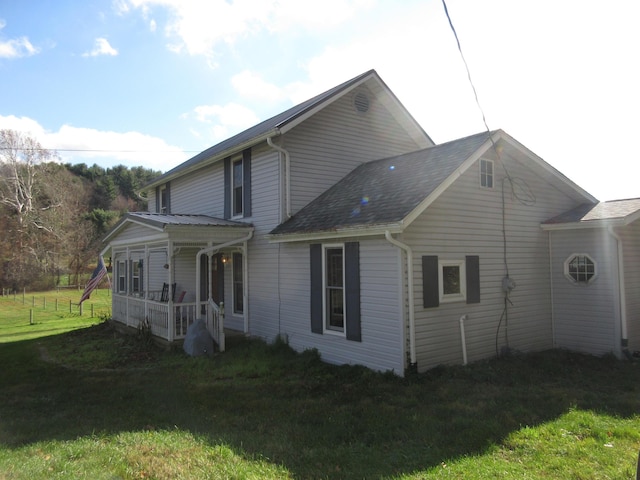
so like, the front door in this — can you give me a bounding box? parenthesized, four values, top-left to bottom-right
(200, 253, 225, 307)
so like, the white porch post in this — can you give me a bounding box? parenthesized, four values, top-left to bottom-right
(167, 240, 174, 342)
(243, 241, 249, 334)
(144, 245, 150, 321)
(208, 252, 213, 303)
(125, 246, 130, 327)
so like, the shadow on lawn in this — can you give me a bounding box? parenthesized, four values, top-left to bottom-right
(1, 323, 639, 478)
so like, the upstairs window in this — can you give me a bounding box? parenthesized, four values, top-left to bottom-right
(224, 149, 251, 219)
(160, 187, 168, 213)
(480, 159, 494, 188)
(564, 254, 596, 284)
(157, 183, 170, 214)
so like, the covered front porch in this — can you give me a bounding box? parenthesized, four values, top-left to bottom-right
(103, 213, 254, 351)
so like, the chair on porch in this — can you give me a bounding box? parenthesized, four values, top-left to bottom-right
(160, 283, 177, 302)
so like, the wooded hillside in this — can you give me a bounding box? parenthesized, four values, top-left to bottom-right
(0, 129, 162, 291)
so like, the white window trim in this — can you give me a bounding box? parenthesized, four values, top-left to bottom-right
(479, 158, 494, 189)
(231, 156, 243, 219)
(438, 259, 466, 303)
(322, 243, 346, 336)
(563, 253, 597, 285)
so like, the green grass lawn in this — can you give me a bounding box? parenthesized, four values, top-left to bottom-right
(0, 295, 639, 479)
(0, 288, 111, 343)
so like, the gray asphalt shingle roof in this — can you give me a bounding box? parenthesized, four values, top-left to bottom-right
(270, 130, 493, 236)
(543, 198, 640, 225)
(148, 69, 401, 188)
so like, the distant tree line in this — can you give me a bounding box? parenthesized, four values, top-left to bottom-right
(0, 129, 162, 291)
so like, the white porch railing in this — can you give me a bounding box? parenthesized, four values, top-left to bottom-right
(206, 299, 225, 352)
(111, 293, 225, 351)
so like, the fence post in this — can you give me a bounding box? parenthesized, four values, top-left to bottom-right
(69, 300, 72, 313)
(43, 297, 46, 310)
(55, 298, 58, 311)
(79, 302, 83, 316)
(91, 304, 94, 318)
(30, 309, 34, 325)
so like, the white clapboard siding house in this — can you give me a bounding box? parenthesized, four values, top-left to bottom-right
(102, 69, 640, 374)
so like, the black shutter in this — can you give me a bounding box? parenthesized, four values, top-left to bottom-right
(223, 157, 231, 219)
(200, 254, 208, 302)
(165, 182, 171, 214)
(422, 255, 439, 308)
(345, 242, 361, 342)
(139, 259, 144, 295)
(155, 186, 160, 213)
(310, 244, 323, 334)
(242, 148, 251, 217)
(128, 259, 133, 295)
(466, 255, 480, 304)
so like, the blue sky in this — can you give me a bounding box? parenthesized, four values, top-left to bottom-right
(0, 0, 638, 201)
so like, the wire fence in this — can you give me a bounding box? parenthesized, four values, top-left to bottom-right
(0, 287, 112, 324)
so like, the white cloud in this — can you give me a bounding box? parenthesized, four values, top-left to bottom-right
(83, 38, 118, 57)
(191, 102, 260, 141)
(121, 0, 372, 60)
(0, 115, 186, 172)
(231, 70, 285, 104)
(0, 19, 39, 58)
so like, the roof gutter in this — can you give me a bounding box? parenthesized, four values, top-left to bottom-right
(384, 230, 417, 370)
(195, 230, 254, 309)
(267, 135, 292, 220)
(268, 224, 404, 244)
(144, 130, 280, 191)
(607, 226, 628, 351)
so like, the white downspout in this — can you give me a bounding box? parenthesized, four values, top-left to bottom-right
(459, 315, 468, 365)
(243, 239, 249, 333)
(195, 230, 255, 310)
(608, 226, 628, 350)
(548, 230, 556, 348)
(385, 231, 417, 369)
(266, 136, 292, 220)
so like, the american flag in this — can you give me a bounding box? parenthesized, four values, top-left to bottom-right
(80, 256, 108, 304)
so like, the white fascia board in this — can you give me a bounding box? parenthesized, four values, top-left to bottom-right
(108, 232, 169, 247)
(102, 217, 164, 243)
(143, 130, 279, 192)
(400, 134, 495, 229)
(267, 224, 403, 244)
(540, 219, 624, 231)
(622, 208, 640, 225)
(498, 132, 598, 204)
(276, 74, 375, 135)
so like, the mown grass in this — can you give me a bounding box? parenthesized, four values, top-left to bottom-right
(0, 299, 639, 479)
(0, 288, 111, 343)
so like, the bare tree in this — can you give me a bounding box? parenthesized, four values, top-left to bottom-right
(0, 130, 56, 288)
(0, 130, 54, 228)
